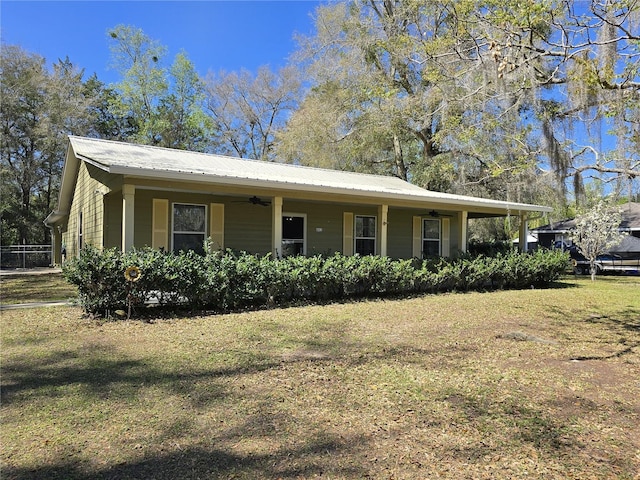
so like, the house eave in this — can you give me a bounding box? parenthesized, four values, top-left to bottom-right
(44, 210, 69, 227)
(531, 228, 573, 234)
(77, 154, 111, 172)
(110, 165, 551, 215)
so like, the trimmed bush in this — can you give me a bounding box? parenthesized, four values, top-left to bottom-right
(62, 245, 570, 318)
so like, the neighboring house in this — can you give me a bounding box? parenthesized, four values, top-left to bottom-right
(532, 202, 640, 249)
(512, 234, 539, 252)
(45, 136, 552, 265)
(532, 203, 640, 275)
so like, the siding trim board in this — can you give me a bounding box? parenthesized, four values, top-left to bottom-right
(152, 199, 169, 251)
(209, 203, 225, 251)
(343, 213, 354, 256)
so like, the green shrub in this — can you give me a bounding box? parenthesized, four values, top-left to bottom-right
(62, 245, 570, 318)
(62, 245, 128, 315)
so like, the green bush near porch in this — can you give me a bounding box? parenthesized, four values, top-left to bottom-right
(62, 245, 569, 317)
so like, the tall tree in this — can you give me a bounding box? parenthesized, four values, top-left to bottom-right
(1, 45, 46, 245)
(282, 1, 432, 180)
(472, 0, 640, 203)
(107, 24, 168, 145)
(204, 65, 302, 161)
(1, 46, 95, 245)
(156, 52, 213, 151)
(282, 0, 544, 202)
(107, 25, 212, 150)
(283, 0, 638, 207)
(84, 74, 138, 141)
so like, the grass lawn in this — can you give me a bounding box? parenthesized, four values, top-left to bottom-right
(1, 272, 77, 305)
(2, 276, 639, 479)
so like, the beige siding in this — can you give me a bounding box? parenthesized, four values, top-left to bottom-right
(132, 191, 270, 254)
(225, 202, 272, 253)
(62, 162, 113, 258)
(386, 209, 416, 259)
(103, 192, 122, 249)
(283, 200, 344, 256)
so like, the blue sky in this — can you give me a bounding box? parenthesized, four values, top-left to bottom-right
(1, 1, 325, 84)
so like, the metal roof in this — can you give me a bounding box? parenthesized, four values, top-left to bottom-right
(620, 202, 640, 230)
(68, 136, 551, 213)
(532, 202, 640, 233)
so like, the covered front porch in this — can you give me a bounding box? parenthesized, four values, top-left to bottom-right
(116, 182, 534, 260)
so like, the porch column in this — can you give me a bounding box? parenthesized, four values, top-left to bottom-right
(52, 227, 62, 266)
(519, 214, 529, 252)
(378, 204, 388, 257)
(122, 184, 135, 252)
(271, 196, 283, 258)
(458, 210, 468, 253)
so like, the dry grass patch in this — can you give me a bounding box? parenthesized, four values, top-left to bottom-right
(1, 272, 77, 304)
(2, 276, 639, 479)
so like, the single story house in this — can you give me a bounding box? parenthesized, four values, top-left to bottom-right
(531, 202, 640, 249)
(45, 136, 552, 265)
(512, 234, 539, 251)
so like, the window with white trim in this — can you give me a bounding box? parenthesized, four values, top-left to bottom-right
(172, 203, 206, 253)
(282, 214, 306, 257)
(422, 218, 440, 257)
(355, 215, 376, 255)
(78, 210, 84, 251)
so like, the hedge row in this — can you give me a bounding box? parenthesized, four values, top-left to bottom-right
(62, 245, 570, 317)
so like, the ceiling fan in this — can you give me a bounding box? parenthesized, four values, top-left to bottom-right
(233, 195, 272, 207)
(427, 210, 454, 218)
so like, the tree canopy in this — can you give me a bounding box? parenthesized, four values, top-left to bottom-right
(204, 66, 302, 161)
(1, 46, 97, 245)
(279, 0, 639, 208)
(2, 2, 638, 246)
(107, 25, 213, 151)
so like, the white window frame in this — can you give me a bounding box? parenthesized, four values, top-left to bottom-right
(354, 215, 377, 255)
(282, 212, 307, 257)
(78, 209, 84, 252)
(171, 202, 207, 253)
(422, 218, 441, 257)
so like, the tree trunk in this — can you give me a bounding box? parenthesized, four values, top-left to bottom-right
(393, 133, 408, 181)
(19, 183, 31, 244)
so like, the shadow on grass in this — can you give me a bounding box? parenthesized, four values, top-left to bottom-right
(541, 305, 640, 360)
(569, 342, 640, 361)
(0, 273, 77, 304)
(442, 391, 577, 458)
(583, 310, 640, 332)
(0, 346, 277, 407)
(4, 435, 367, 480)
(577, 308, 640, 359)
(2, 341, 372, 479)
(545, 304, 640, 331)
